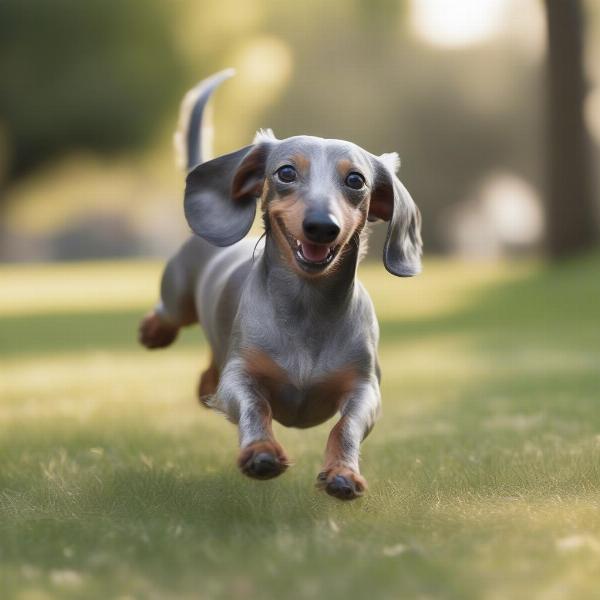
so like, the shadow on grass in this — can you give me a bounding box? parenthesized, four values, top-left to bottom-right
(0, 309, 205, 357)
(0, 420, 474, 600)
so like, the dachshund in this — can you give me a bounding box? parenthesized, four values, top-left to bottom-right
(139, 69, 422, 500)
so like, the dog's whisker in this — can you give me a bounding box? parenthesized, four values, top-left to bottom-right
(252, 232, 267, 263)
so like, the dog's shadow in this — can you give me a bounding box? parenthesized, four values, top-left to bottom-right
(93, 463, 326, 530)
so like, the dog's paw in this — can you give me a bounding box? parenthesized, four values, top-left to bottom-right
(316, 465, 367, 501)
(138, 312, 179, 349)
(238, 441, 290, 480)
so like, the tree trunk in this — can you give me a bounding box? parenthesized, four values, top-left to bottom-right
(544, 0, 597, 257)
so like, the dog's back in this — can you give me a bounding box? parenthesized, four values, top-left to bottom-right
(157, 234, 258, 363)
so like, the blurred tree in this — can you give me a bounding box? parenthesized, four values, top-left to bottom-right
(544, 0, 598, 256)
(0, 0, 185, 194)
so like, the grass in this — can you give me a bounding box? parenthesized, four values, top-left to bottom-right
(1, 253, 599, 600)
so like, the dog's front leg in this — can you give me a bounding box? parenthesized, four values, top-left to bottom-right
(217, 359, 290, 480)
(317, 380, 381, 500)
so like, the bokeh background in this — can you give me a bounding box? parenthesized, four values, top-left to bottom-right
(1, 0, 598, 262)
(1, 1, 600, 599)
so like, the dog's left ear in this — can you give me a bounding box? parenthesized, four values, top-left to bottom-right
(368, 153, 422, 277)
(184, 141, 272, 246)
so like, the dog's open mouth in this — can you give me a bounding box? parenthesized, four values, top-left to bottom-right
(295, 240, 336, 267)
(277, 218, 339, 273)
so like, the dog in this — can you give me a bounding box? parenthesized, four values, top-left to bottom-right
(139, 69, 422, 500)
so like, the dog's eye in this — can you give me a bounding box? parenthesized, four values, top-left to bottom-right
(345, 172, 365, 190)
(276, 165, 297, 183)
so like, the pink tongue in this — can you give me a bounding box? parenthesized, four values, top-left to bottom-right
(301, 242, 330, 262)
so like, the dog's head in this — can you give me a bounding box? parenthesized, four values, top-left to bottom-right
(184, 132, 422, 277)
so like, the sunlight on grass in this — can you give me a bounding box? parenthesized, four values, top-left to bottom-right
(0, 257, 535, 318)
(0, 261, 162, 315)
(361, 257, 535, 320)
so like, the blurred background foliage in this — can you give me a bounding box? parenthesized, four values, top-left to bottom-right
(0, 0, 183, 181)
(0, 0, 598, 261)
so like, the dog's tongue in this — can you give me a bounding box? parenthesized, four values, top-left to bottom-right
(301, 242, 329, 263)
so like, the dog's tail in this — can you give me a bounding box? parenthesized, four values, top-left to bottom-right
(174, 68, 235, 172)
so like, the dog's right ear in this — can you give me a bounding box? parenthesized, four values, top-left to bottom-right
(184, 142, 272, 246)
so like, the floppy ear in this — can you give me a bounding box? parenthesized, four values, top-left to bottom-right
(184, 142, 272, 246)
(369, 154, 422, 277)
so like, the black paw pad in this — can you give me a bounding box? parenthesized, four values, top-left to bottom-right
(242, 452, 286, 480)
(325, 475, 360, 500)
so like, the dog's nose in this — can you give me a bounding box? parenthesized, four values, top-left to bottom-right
(302, 212, 340, 244)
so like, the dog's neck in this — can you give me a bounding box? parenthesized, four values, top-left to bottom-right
(260, 234, 359, 317)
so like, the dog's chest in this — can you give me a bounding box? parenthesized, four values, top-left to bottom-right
(243, 347, 357, 428)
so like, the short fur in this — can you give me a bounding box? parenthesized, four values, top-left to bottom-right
(140, 71, 422, 500)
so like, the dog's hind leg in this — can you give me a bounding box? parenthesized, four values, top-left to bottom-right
(139, 237, 204, 349)
(139, 311, 180, 349)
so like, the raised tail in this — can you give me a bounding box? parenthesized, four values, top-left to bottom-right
(173, 68, 235, 172)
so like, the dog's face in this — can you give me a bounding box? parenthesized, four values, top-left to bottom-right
(184, 133, 422, 278)
(261, 136, 373, 277)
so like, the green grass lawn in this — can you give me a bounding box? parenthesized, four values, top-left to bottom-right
(1, 254, 599, 600)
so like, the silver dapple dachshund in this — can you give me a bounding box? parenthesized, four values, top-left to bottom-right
(139, 70, 422, 500)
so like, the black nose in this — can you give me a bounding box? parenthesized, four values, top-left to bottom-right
(302, 212, 340, 244)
